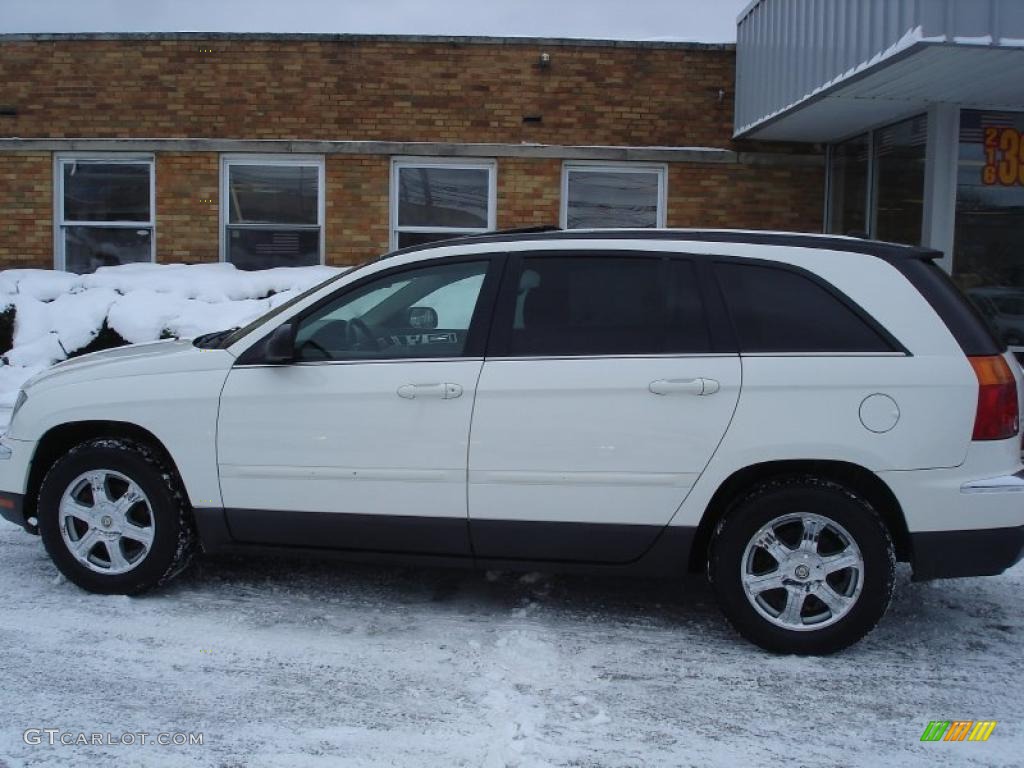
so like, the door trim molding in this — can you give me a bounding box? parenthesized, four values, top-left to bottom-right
(199, 507, 696, 573)
(220, 465, 460, 483)
(224, 507, 473, 556)
(469, 470, 695, 487)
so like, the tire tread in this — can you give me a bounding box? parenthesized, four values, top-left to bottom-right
(38, 437, 196, 594)
(709, 474, 896, 655)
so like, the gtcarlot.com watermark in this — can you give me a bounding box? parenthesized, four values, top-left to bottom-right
(24, 729, 203, 747)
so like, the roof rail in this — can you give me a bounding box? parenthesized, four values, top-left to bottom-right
(380, 227, 940, 262)
(379, 225, 561, 260)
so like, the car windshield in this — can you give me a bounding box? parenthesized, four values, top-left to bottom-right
(216, 259, 378, 349)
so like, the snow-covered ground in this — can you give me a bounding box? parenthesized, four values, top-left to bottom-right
(0, 263, 343, 413)
(0, 523, 1021, 767)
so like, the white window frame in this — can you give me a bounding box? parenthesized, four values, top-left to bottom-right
(560, 161, 668, 230)
(390, 157, 497, 250)
(220, 154, 326, 266)
(54, 153, 156, 271)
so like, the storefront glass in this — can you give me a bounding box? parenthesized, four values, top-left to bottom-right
(827, 134, 870, 237)
(873, 115, 927, 245)
(954, 110, 1024, 349)
(827, 115, 926, 246)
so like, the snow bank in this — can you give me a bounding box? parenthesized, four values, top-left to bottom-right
(0, 262, 344, 410)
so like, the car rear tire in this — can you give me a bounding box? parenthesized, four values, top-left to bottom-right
(37, 437, 195, 595)
(709, 476, 895, 655)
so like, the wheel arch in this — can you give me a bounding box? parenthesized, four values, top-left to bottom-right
(687, 459, 910, 573)
(23, 421, 186, 531)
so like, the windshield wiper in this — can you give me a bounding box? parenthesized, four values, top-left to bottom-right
(192, 328, 240, 349)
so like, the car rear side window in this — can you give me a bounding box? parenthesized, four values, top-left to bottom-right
(715, 262, 898, 353)
(505, 255, 710, 356)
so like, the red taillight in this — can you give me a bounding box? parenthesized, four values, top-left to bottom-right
(969, 355, 1020, 441)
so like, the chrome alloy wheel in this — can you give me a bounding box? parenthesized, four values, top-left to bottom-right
(740, 512, 864, 632)
(58, 470, 155, 575)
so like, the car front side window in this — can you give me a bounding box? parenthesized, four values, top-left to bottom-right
(293, 260, 490, 361)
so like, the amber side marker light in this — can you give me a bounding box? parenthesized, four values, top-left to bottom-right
(969, 355, 1020, 441)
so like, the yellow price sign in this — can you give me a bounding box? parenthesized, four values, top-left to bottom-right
(983, 126, 1024, 186)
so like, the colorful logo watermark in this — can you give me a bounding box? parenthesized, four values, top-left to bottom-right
(921, 721, 997, 742)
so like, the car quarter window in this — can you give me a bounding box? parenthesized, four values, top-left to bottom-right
(501, 255, 710, 357)
(714, 261, 898, 353)
(293, 260, 490, 361)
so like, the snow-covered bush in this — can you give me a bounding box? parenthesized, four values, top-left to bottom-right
(0, 262, 344, 408)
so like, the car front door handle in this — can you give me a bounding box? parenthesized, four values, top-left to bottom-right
(649, 378, 720, 396)
(397, 383, 463, 400)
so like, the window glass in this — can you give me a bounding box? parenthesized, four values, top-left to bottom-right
(667, 260, 711, 352)
(827, 134, 869, 237)
(826, 116, 928, 245)
(63, 226, 152, 274)
(294, 261, 489, 361)
(564, 167, 663, 229)
(418, 274, 487, 328)
(223, 270, 349, 348)
(224, 159, 323, 270)
(226, 228, 320, 271)
(62, 162, 151, 222)
(398, 167, 489, 228)
(506, 256, 708, 356)
(58, 158, 154, 273)
(954, 110, 1024, 351)
(392, 163, 494, 248)
(228, 164, 319, 225)
(873, 115, 927, 245)
(715, 262, 894, 353)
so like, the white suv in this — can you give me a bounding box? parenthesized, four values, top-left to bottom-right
(2, 230, 1022, 654)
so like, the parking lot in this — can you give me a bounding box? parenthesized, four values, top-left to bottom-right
(0, 523, 1021, 767)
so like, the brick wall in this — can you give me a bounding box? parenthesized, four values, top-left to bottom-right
(668, 163, 825, 232)
(0, 36, 826, 270)
(0, 38, 741, 149)
(496, 158, 562, 229)
(0, 152, 51, 266)
(325, 155, 391, 265)
(156, 153, 219, 263)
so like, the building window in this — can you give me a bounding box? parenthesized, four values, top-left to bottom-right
(953, 109, 1024, 350)
(825, 116, 927, 246)
(221, 155, 324, 270)
(561, 163, 667, 229)
(873, 115, 927, 245)
(390, 159, 496, 250)
(827, 134, 869, 237)
(55, 155, 155, 273)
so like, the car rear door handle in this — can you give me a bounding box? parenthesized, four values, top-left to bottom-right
(649, 378, 720, 396)
(397, 383, 463, 400)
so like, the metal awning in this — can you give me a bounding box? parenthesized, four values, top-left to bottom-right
(736, 0, 1024, 142)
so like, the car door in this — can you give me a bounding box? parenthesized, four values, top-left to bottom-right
(468, 252, 741, 563)
(216, 255, 501, 556)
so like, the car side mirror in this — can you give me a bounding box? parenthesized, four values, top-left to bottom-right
(407, 306, 438, 330)
(264, 322, 295, 363)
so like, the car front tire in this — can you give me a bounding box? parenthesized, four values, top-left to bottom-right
(709, 476, 895, 655)
(37, 437, 195, 595)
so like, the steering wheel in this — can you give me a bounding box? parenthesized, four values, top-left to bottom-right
(297, 338, 331, 359)
(346, 318, 381, 352)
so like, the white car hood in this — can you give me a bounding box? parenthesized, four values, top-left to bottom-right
(24, 339, 236, 393)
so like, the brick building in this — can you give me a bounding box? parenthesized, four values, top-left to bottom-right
(0, 32, 824, 272)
